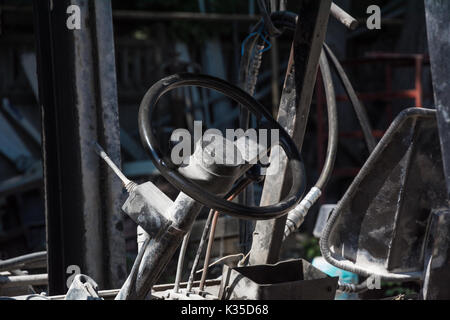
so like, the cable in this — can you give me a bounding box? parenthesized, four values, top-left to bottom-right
(195, 253, 244, 274)
(198, 178, 252, 292)
(284, 50, 339, 239)
(323, 43, 377, 153)
(173, 230, 191, 293)
(186, 209, 214, 292)
(268, 12, 376, 153)
(185, 177, 254, 293)
(255, 12, 338, 238)
(199, 211, 220, 292)
(0, 251, 47, 273)
(316, 51, 339, 189)
(252, 12, 374, 237)
(337, 279, 369, 294)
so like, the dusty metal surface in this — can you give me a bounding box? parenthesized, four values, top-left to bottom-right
(219, 259, 337, 300)
(320, 108, 447, 280)
(32, 0, 126, 294)
(422, 208, 450, 299)
(117, 135, 248, 299)
(250, 0, 332, 265)
(425, 1, 450, 203)
(65, 274, 101, 300)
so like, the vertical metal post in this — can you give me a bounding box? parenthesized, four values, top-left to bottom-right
(32, 0, 126, 294)
(425, 0, 450, 202)
(249, 0, 332, 265)
(422, 209, 450, 299)
(423, 1, 450, 299)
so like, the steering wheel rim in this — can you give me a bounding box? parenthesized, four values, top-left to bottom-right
(138, 73, 306, 220)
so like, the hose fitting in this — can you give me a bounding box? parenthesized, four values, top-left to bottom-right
(284, 187, 322, 239)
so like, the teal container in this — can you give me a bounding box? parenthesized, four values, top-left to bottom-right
(312, 256, 359, 300)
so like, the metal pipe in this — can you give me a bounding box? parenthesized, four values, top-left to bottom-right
(330, 3, 358, 30)
(0, 274, 48, 288)
(284, 50, 338, 239)
(117, 193, 203, 300)
(198, 180, 251, 291)
(93, 142, 137, 192)
(173, 230, 191, 293)
(0, 251, 46, 273)
(186, 209, 214, 292)
(44, 278, 223, 300)
(199, 211, 220, 292)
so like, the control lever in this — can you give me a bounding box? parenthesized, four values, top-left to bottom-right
(93, 137, 247, 299)
(93, 142, 137, 192)
(93, 142, 174, 236)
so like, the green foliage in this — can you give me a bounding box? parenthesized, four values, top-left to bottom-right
(302, 236, 321, 261)
(383, 281, 417, 297)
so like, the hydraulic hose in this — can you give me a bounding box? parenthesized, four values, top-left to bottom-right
(269, 11, 375, 153)
(257, 11, 374, 237)
(337, 279, 369, 294)
(255, 11, 338, 239)
(284, 50, 339, 239)
(323, 43, 377, 153)
(173, 230, 191, 293)
(185, 178, 253, 293)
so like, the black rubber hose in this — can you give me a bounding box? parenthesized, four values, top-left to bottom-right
(323, 43, 377, 153)
(258, 11, 337, 189)
(256, 12, 338, 237)
(283, 50, 339, 238)
(270, 11, 377, 153)
(316, 51, 339, 189)
(266, 11, 376, 153)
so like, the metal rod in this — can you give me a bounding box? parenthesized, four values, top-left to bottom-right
(173, 230, 191, 293)
(93, 142, 136, 192)
(44, 278, 223, 300)
(0, 274, 48, 288)
(330, 3, 358, 30)
(199, 211, 220, 292)
(0, 251, 47, 273)
(93, 142, 131, 187)
(198, 179, 252, 291)
(186, 209, 214, 292)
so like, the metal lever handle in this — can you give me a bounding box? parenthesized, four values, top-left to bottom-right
(93, 142, 137, 192)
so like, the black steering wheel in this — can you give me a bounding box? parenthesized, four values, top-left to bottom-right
(138, 73, 306, 220)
